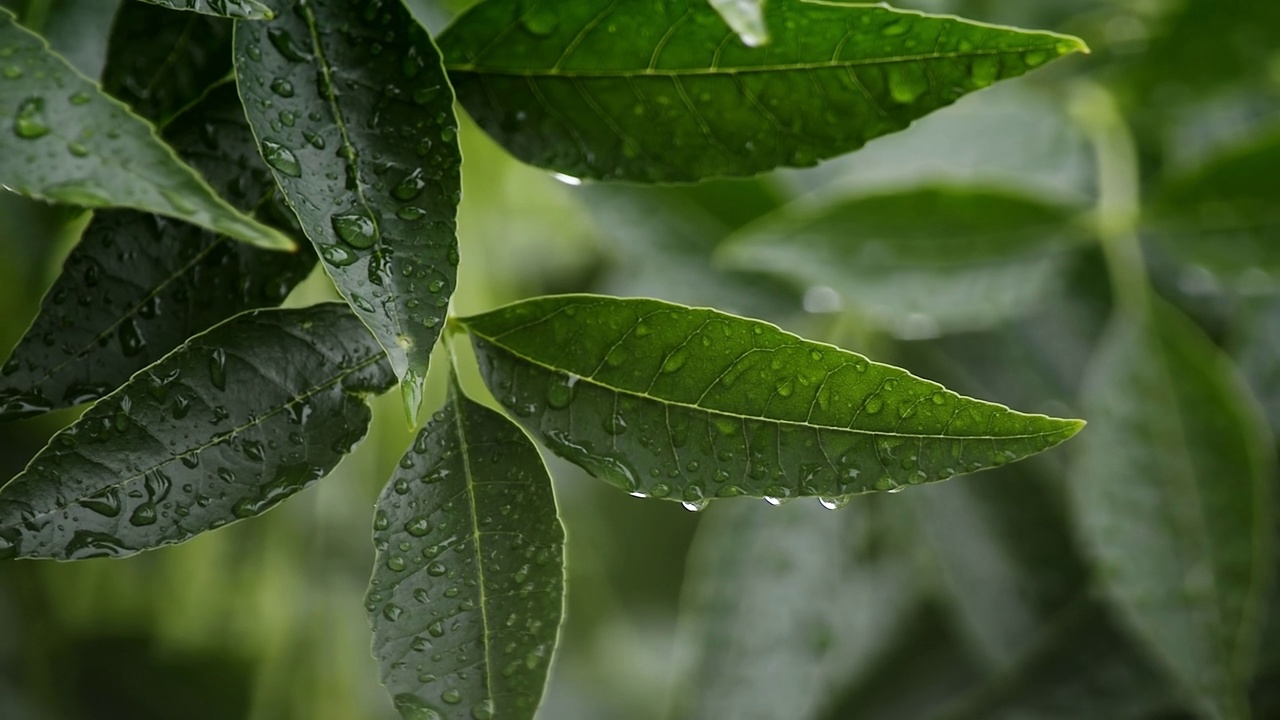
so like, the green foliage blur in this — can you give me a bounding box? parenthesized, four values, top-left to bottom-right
(1, 0, 1278, 718)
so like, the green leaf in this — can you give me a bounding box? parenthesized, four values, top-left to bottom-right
(718, 187, 1086, 336)
(0, 8, 293, 251)
(102, 1, 234, 124)
(0, 83, 316, 421)
(1231, 298, 1280, 434)
(0, 303, 395, 561)
(234, 0, 462, 423)
(673, 495, 920, 720)
(1068, 301, 1276, 718)
(460, 295, 1085, 505)
(1148, 129, 1280, 281)
(938, 600, 1186, 720)
(911, 466, 1088, 668)
(708, 0, 767, 48)
(136, 0, 274, 20)
(437, 0, 1087, 182)
(368, 379, 564, 720)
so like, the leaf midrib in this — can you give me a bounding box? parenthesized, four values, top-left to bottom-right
(451, 393, 498, 711)
(470, 332, 1074, 441)
(445, 45, 1059, 77)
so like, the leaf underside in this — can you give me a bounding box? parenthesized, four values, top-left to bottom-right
(1069, 302, 1275, 718)
(368, 381, 564, 720)
(0, 304, 395, 561)
(461, 295, 1084, 506)
(719, 186, 1085, 335)
(234, 0, 463, 422)
(438, 0, 1086, 182)
(0, 8, 293, 251)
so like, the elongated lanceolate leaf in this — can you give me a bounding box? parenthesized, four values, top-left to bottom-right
(708, 0, 768, 48)
(0, 9, 292, 251)
(137, 0, 274, 19)
(368, 380, 564, 720)
(0, 83, 316, 421)
(437, 0, 1087, 182)
(461, 295, 1084, 506)
(674, 496, 920, 720)
(1069, 302, 1275, 718)
(719, 187, 1085, 336)
(1148, 130, 1280, 280)
(102, 2, 234, 125)
(235, 0, 462, 423)
(0, 304, 395, 561)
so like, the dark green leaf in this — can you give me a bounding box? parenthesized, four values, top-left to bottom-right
(1069, 301, 1276, 718)
(0, 8, 293, 251)
(911, 466, 1087, 668)
(0, 303, 395, 561)
(938, 601, 1186, 720)
(102, 2, 234, 124)
(1148, 129, 1280, 281)
(368, 379, 564, 720)
(1231, 297, 1280, 435)
(708, 0, 767, 48)
(235, 0, 462, 422)
(718, 187, 1087, 336)
(673, 495, 921, 720)
(461, 295, 1084, 505)
(437, 0, 1087, 182)
(0, 82, 316, 421)
(137, 0, 274, 20)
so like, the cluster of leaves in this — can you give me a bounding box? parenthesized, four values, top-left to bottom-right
(0, 0, 1276, 718)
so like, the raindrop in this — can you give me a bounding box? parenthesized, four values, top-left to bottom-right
(267, 27, 311, 62)
(332, 213, 379, 248)
(12, 96, 49, 139)
(269, 78, 295, 97)
(818, 496, 851, 510)
(441, 688, 463, 705)
(260, 139, 302, 177)
(208, 348, 227, 390)
(392, 694, 443, 720)
(682, 499, 710, 513)
(405, 516, 431, 536)
(393, 168, 428, 200)
(551, 172, 582, 186)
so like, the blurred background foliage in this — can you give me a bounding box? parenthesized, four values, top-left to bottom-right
(1, 0, 1278, 718)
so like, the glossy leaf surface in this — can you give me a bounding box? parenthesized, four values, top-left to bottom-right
(1148, 130, 1280, 279)
(461, 295, 1084, 505)
(438, 0, 1086, 182)
(708, 0, 767, 48)
(0, 304, 395, 561)
(136, 0, 274, 19)
(102, 1, 234, 124)
(0, 8, 292, 251)
(0, 83, 316, 421)
(368, 381, 564, 720)
(1069, 303, 1275, 718)
(235, 0, 462, 421)
(674, 496, 920, 720)
(719, 187, 1085, 336)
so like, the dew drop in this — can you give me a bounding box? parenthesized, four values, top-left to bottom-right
(12, 96, 49, 139)
(269, 78, 295, 97)
(260, 139, 301, 177)
(332, 213, 379, 248)
(392, 694, 443, 720)
(267, 27, 311, 62)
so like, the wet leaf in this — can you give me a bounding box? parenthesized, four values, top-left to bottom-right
(718, 187, 1087, 336)
(0, 83, 315, 422)
(1148, 129, 1280, 282)
(673, 495, 920, 720)
(437, 0, 1087, 182)
(1068, 301, 1276, 718)
(708, 0, 767, 48)
(0, 303, 395, 561)
(460, 295, 1085, 505)
(235, 0, 462, 423)
(0, 8, 293, 251)
(136, 0, 274, 20)
(368, 378, 563, 720)
(102, 1, 234, 124)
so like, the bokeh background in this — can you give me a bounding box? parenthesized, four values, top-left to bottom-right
(1, 0, 1278, 718)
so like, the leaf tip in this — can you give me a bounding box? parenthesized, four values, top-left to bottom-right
(400, 371, 426, 428)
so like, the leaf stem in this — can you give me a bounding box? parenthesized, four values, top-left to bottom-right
(1070, 81, 1150, 316)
